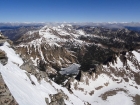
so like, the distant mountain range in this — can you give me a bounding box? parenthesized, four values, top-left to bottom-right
(1, 22, 140, 28)
(0, 22, 140, 41)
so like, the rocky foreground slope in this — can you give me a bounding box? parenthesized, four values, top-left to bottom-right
(0, 24, 140, 105)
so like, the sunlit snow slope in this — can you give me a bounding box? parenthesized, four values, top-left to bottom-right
(0, 42, 86, 105)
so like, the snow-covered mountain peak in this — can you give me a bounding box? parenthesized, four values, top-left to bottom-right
(39, 24, 85, 38)
(17, 24, 89, 59)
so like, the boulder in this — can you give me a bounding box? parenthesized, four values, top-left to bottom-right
(20, 59, 35, 73)
(0, 50, 8, 65)
(48, 91, 67, 105)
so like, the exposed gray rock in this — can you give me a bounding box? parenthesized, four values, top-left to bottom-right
(38, 60, 47, 72)
(25, 72, 36, 85)
(0, 32, 8, 46)
(20, 59, 49, 82)
(20, 59, 35, 73)
(0, 50, 8, 65)
(48, 90, 68, 105)
(45, 97, 49, 105)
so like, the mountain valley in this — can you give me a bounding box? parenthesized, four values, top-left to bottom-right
(0, 23, 140, 105)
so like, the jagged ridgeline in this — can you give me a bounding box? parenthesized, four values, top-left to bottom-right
(0, 24, 140, 105)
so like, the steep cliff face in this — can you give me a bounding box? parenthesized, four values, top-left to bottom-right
(17, 42, 77, 69)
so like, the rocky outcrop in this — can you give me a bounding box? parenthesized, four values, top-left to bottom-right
(20, 59, 35, 73)
(0, 50, 8, 65)
(0, 32, 8, 46)
(0, 73, 18, 105)
(46, 90, 68, 105)
(0, 32, 11, 65)
(20, 59, 49, 82)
